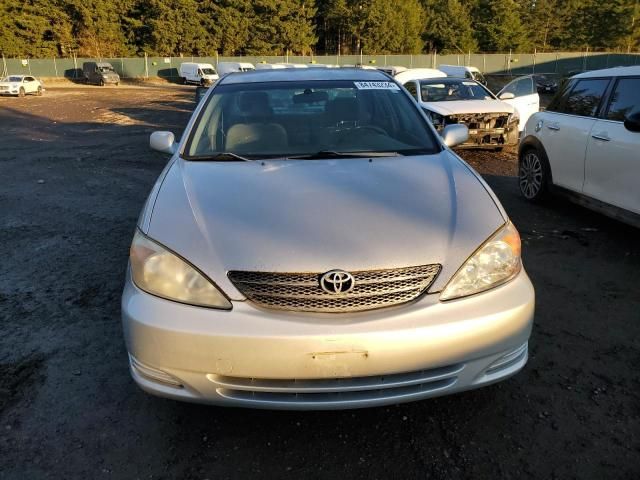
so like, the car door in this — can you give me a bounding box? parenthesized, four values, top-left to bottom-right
(499, 77, 540, 131)
(24, 77, 36, 93)
(583, 76, 640, 214)
(535, 77, 611, 193)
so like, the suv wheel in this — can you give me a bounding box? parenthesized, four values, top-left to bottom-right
(99, 79, 105, 86)
(519, 147, 550, 201)
(18, 87, 25, 97)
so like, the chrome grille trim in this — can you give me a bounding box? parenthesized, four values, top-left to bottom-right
(228, 264, 441, 313)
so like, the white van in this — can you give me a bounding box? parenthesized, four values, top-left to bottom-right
(255, 64, 288, 70)
(438, 65, 487, 85)
(179, 63, 219, 85)
(217, 62, 256, 77)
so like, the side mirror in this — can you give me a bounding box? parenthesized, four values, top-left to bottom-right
(441, 124, 469, 148)
(624, 111, 640, 133)
(150, 131, 177, 154)
(499, 92, 515, 100)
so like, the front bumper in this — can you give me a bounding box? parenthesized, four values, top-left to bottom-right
(122, 270, 534, 410)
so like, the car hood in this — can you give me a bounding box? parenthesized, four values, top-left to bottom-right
(421, 100, 515, 116)
(147, 153, 506, 300)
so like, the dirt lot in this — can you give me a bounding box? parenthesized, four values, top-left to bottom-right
(1, 85, 638, 479)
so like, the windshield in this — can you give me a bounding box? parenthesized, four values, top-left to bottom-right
(5, 76, 22, 82)
(202, 68, 217, 75)
(99, 66, 114, 73)
(419, 79, 494, 102)
(185, 80, 439, 159)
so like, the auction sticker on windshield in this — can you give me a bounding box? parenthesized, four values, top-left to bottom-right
(354, 81, 401, 90)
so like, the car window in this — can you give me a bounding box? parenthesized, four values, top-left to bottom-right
(562, 78, 610, 117)
(419, 79, 493, 102)
(500, 79, 518, 96)
(515, 77, 534, 96)
(606, 78, 640, 122)
(403, 82, 418, 99)
(473, 72, 486, 84)
(546, 79, 575, 112)
(186, 80, 439, 159)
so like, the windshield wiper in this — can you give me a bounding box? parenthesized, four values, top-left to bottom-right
(185, 152, 253, 162)
(287, 150, 402, 160)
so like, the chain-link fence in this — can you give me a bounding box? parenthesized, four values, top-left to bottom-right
(2, 52, 639, 79)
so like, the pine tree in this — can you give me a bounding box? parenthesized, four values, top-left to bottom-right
(421, 0, 478, 53)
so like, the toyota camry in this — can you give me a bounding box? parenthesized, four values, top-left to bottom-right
(122, 68, 534, 410)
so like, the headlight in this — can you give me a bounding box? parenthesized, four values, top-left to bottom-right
(424, 109, 445, 128)
(440, 222, 521, 301)
(129, 229, 232, 309)
(508, 111, 520, 126)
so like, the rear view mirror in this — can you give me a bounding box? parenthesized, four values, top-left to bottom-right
(624, 111, 640, 133)
(499, 92, 515, 100)
(150, 131, 177, 154)
(441, 124, 469, 148)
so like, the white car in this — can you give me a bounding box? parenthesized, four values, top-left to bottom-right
(518, 66, 640, 227)
(402, 76, 519, 150)
(394, 68, 446, 84)
(496, 75, 541, 132)
(0, 75, 43, 97)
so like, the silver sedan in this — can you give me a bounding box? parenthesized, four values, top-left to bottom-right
(122, 68, 534, 410)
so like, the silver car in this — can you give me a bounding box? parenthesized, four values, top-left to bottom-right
(122, 68, 534, 410)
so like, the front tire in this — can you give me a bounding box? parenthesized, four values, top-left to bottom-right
(19, 87, 25, 97)
(37, 86, 42, 96)
(99, 79, 105, 87)
(519, 147, 550, 202)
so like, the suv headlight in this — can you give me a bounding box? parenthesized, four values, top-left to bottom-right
(440, 222, 521, 301)
(129, 229, 232, 309)
(507, 111, 520, 127)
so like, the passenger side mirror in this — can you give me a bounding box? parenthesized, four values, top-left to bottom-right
(441, 124, 469, 148)
(150, 131, 177, 154)
(499, 92, 515, 100)
(624, 112, 640, 133)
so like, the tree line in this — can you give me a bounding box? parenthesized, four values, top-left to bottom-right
(1, 0, 638, 58)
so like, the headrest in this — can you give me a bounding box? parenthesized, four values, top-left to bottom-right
(238, 91, 272, 117)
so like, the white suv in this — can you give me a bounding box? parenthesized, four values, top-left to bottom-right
(518, 66, 640, 227)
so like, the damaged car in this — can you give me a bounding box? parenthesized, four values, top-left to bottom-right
(122, 68, 534, 410)
(402, 77, 520, 150)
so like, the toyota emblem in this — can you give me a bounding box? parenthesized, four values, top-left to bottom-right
(319, 270, 355, 294)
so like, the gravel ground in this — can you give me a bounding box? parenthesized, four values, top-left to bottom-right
(1, 86, 638, 479)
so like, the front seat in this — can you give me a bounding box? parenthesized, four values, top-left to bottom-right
(226, 91, 288, 154)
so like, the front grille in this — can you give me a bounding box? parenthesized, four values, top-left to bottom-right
(228, 264, 441, 313)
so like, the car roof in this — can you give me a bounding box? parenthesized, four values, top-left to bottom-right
(573, 66, 640, 79)
(218, 67, 391, 85)
(418, 77, 480, 84)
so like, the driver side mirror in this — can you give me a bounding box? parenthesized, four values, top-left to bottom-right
(441, 124, 469, 148)
(499, 92, 515, 100)
(150, 131, 177, 154)
(624, 111, 640, 133)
